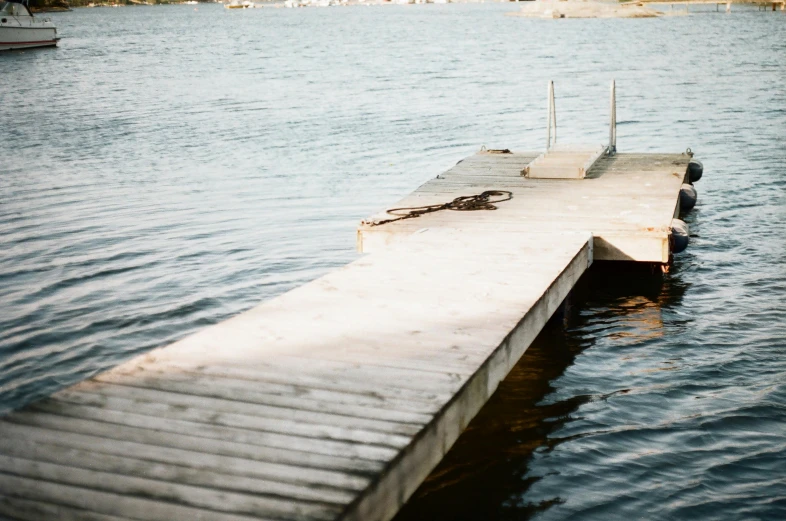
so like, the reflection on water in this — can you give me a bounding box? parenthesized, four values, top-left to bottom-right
(394, 263, 685, 521)
(398, 243, 786, 520)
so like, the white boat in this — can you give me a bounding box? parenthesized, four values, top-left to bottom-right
(0, 0, 59, 51)
(225, 0, 256, 8)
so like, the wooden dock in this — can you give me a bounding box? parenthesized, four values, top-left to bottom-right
(359, 151, 690, 263)
(644, 0, 786, 11)
(0, 151, 692, 521)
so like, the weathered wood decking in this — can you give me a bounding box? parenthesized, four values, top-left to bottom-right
(359, 152, 690, 263)
(0, 151, 689, 521)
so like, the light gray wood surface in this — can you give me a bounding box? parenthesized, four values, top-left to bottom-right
(0, 230, 591, 521)
(524, 146, 607, 179)
(358, 151, 690, 262)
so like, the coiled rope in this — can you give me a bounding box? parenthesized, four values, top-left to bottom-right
(363, 190, 513, 227)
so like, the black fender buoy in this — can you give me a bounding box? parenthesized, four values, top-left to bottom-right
(671, 219, 689, 254)
(687, 159, 703, 183)
(680, 183, 697, 211)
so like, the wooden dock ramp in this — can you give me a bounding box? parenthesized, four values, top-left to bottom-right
(0, 149, 690, 521)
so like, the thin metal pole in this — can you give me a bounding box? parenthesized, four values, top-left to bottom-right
(547, 81, 556, 151)
(609, 79, 617, 155)
(551, 82, 557, 147)
(547, 81, 552, 151)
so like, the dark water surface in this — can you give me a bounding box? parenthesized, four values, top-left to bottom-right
(2, 4, 785, 520)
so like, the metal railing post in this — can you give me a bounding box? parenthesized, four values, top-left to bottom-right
(547, 81, 557, 151)
(608, 79, 617, 155)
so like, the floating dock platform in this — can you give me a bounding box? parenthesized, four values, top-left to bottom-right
(359, 151, 690, 263)
(0, 149, 695, 521)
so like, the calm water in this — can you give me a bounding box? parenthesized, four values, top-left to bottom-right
(1, 4, 785, 519)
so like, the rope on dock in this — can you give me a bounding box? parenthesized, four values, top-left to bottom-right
(363, 190, 513, 227)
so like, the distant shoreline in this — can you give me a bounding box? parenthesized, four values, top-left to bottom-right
(30, 0, 786, 10)
(32, 0, 519, 11)
(31, 0, 215, 11)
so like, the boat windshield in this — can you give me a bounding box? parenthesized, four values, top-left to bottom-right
(0, 2, 32, 16)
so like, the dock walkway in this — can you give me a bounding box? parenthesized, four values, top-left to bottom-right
(0, 152, 690, 521)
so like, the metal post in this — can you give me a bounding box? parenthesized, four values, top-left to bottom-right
(547, 81, 557, 151)
(608, 79, 617, 155)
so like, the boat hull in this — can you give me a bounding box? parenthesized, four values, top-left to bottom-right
(0, 26, 58, 50)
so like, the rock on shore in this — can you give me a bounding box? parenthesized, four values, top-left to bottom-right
(506, 0, 666, 19)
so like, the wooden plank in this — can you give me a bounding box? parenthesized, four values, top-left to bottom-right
(594, 234, 670, 263)
(525, 147, 607, 179)
(29, 398, 411, 449)
(83, 371, 436, 424)
(0, 437, 355, 505)
(360, 230, 667, 262)
(118, 357, 468, 396)
(0, 495, 132, 521)
(52, 386, 423, 436)
(0, 473, 275, 521)
(0, 456, 341, 521)
(0, 421, 380, 482)
(273, 350, 485, 376)
(91, 368, 444, 417)
(7, 408, 397, 465)
(0, 418, 378, 488)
